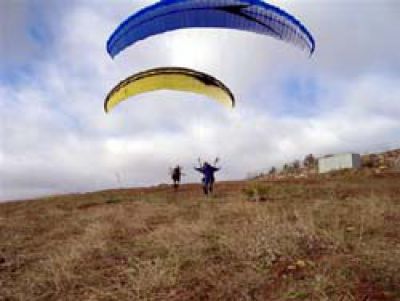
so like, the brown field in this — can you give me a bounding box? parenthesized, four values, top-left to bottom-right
(1, 172, 400, 300)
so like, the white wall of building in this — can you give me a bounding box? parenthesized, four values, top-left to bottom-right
(318, 153, 361, 173)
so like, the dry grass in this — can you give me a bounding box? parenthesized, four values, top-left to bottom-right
(1, 174, 399, 300)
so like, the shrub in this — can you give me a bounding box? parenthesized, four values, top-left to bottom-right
(242, 183, 271, 201)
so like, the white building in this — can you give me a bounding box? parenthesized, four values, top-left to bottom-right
(318, 153, 361, 173)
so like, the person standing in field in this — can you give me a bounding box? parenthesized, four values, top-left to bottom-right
(194, 158, 221, 195)
(170, 165, 183, 190)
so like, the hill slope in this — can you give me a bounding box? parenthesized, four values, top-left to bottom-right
(1, 175, 399, 300)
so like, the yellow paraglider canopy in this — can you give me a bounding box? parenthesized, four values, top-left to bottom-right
(104, 67, 235, 113)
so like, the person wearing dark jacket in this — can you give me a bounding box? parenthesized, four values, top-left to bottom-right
(170, 165, 183, 190)
(194, 159, 220, 195)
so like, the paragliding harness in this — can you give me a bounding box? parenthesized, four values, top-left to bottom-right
(196, 158, 220, 196)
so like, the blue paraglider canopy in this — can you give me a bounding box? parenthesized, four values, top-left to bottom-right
(107, 0, 315, 58)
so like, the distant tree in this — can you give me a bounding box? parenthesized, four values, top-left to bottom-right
(283, 163, 289, 172)
(269, 166, 276, 175)
(303, 154, 316, 168)
(292, 160, 301, 170)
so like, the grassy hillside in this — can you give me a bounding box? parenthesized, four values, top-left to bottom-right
(1, 174, 399, 300)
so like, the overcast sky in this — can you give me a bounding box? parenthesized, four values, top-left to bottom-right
(1, 0, 399, 201)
